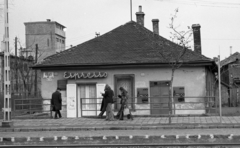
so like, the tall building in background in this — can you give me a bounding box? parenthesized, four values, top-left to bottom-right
(24, 19, 66, 62)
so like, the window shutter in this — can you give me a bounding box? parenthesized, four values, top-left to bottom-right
(96, 84, 106, 115)
(67, 84, 77, 118)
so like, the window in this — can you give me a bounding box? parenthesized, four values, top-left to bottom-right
(173, 87, 185, 102)
(137, 88, 148, 104)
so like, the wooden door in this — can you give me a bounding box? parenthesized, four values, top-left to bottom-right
(116, 78, 133, 110)
(150, 81, 170, 115)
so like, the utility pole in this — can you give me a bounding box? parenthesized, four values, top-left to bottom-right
(15, 37, 18, 94)
(2, 0, 13, 127)
(35, 44, 38, 96)
(218, 55, 222, 123)
(130, 0, 132, 21)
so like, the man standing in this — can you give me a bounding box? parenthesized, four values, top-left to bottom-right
(51, 87, 62, 119)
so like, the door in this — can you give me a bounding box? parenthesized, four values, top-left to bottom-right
(150, 81, 170, 115)
(78, 84, 96, 116)
(115, 76, 134, 110)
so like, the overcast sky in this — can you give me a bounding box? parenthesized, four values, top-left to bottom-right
(1, 0, 240, 60)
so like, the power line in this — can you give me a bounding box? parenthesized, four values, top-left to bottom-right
(202, 38, 240, 40)
(155, 0, 240, 8)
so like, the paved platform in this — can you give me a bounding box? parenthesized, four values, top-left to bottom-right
(1, 116, 240, 132)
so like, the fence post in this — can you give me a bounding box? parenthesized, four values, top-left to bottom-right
(80, 98, 82, 117)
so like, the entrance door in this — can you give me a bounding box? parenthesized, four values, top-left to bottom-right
(150, 81, 170, 115)
(78, 84, 96, 117)
(115, 75, 134, 110)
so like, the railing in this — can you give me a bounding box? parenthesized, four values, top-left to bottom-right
(7, 96, 216, 119)
(80, 96, 216, 117)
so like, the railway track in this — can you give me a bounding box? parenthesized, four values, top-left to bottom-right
(1, 143, 240, 148)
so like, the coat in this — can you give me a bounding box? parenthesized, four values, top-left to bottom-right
(100, 97, 107, 112)
(102, 89, 114, 104)
(119, 90, 128, 106)
(51, 91, 62, 110)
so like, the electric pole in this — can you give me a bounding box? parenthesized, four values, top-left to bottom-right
(15, 37, 18, 94)
(218, 55, 222, 123)
(2, 0, 13, 127)
(35, 44, 38, 96)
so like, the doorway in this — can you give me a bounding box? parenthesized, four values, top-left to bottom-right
(77, 84, 97, 117)
(114, 75, 134, 110)
(150, 81, 170, 115)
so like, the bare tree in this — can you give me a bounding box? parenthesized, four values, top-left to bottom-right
(152, 8, 193, 123)
(10, 55, 34, 97)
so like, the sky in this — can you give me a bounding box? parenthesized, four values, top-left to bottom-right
(1, 0, 240, 60)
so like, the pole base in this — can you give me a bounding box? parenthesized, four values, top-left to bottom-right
(2, 121, 13, 128)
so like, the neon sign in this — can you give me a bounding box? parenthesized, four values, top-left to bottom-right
(63, 72, 107, 79)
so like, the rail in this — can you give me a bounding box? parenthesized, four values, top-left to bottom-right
(80, 96, 216, 117)
(11, 98, 67, 118)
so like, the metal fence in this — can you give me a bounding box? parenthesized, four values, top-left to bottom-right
(4, 96, 216, 119)
(11, 98, 51, 118)
(80, 96, 217, 117)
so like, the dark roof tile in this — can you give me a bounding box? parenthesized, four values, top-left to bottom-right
(36, 21, 213, 67)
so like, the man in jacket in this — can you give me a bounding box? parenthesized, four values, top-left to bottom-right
(51, 87, 62, 119)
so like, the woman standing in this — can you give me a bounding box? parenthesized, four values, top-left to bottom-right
(116, 87, 133, 120)
(101, 84, 115, 121)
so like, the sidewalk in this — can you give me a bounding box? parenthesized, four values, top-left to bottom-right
(1, 116, 240, 132)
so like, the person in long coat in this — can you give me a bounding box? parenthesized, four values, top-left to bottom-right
(51, 87, 62, 119)
(116, 87, 133, 120)
(98, 96, 107, 118)
(101, 84, 115, 121)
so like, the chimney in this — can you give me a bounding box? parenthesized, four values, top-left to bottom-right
(136, 6, 145, 26)
(152, 19, 159, 35)
(47, 19, 51, 22)
(192, 24, 201, 54)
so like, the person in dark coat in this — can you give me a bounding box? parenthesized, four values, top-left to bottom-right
(101, 84, 115, 121)
(51, 87, 62, 119)
(98, 96, 107, 118)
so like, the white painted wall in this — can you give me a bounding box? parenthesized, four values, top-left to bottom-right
(41, 66, 207, 116)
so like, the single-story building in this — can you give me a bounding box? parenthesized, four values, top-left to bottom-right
(33, 6, 217, 117)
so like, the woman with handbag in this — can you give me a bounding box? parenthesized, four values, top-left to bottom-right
(116, 87, 133, 120)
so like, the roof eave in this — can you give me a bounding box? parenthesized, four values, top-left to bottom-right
(31, 61, 215, 70)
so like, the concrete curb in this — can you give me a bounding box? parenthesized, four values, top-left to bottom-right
(0, 124, 239, 132)
(0, 134, 240, 145)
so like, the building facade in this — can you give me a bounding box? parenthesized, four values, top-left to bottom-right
(221, 52, 240, 107)
(33, 7, 217, 118)
(24, 19, 66, 62)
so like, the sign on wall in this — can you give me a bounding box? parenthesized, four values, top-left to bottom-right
(43, 72, 54, 81)
(63, 72, 107, 79)
(67, 84, 77, 118)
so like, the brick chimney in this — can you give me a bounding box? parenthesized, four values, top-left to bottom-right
(152, 19, 159, 35)
(136, 6, 145, 26)
(192, 24, 201, 54)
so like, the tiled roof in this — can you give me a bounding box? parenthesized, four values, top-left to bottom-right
(221, 52, 240, 66)
(35, 21, 213, 68)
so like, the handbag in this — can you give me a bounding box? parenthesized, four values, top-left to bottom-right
(50, 105, 56, 111)
(123, 107, 130, 115)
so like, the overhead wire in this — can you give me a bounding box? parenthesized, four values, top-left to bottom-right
(155, 0, 240, 8)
